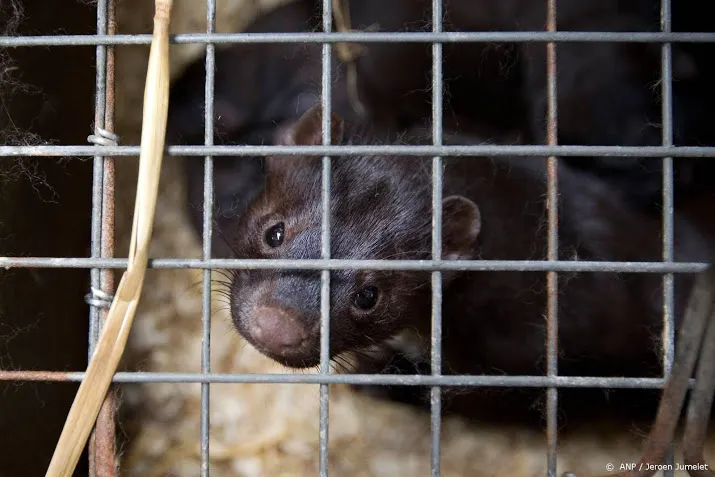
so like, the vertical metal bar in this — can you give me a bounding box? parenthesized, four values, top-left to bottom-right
(88, 0, 108, 357)
(545, 0, 559, 475)
(430, 0, 444, 475)
(660, 0, 675, 383)
(201, 0, 217, 475)
(660, 0, 676, 474)
(319, 0, 333, 475)
(89, 0, 119, 474)
(88, 0, 109, 475)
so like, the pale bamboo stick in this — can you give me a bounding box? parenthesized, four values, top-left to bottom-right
(45, 1, 174, 475)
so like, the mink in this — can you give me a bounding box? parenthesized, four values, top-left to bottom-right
(166, 0, 528, 257)
(168, 0, 715, 260)
(226, 104, 713, 426)
(166, 0, 357, 258)
(337, 0, 711, 211)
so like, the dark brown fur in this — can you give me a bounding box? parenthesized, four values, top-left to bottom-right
(166, 0, 526, 257)
(227, 106, 713, 426)
(337, 0, 713, 210)
(167, 1, 360, 257)
(169, 0, 715, 262)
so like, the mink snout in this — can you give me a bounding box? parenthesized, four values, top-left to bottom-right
(251, 306, 310, 354)
(235, 301, 321, 368)
(232, 270, 324, 368)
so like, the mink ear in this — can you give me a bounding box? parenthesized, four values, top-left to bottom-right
(275, 104, 344, 146)
(441, 195, 481, 261)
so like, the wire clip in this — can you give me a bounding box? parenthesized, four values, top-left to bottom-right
(87, 127, 120, 146)
(85, 287, 115, 309)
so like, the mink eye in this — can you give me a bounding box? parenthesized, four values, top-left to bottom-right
(353, 286, 379, 310)
(264, 222, 285, 248)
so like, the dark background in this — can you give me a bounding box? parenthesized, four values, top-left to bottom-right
(0, 0, 95, 475)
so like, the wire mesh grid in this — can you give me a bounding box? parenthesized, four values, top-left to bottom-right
(1, 0, 714, 476)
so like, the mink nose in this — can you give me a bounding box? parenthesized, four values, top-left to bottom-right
(251, 306, 307, 353)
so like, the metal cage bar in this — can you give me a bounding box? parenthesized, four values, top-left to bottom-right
(0, 370, 700, 387)
(544, 0, 560, 475)
(430, 1, 445, 474)
(86, 0, 119, 474)
(660, 0, 676, 475)
(319, 0, 334, 475)
(2, 143, 714, 157)
(201, 0, 218, 474)
(3, 31, 715, 47)
(660, 0, 676, 388)
(88, 0, 108, 361)
(0, 257, 708, 273)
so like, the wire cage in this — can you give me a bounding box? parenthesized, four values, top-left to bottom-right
(0, 0, 714, 475)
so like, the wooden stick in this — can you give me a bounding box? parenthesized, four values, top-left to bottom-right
(45, 1, 173, 475)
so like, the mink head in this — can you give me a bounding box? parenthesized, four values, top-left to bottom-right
(228, 105, 482, 368)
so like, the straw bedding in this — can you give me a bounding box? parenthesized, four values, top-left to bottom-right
(112, 1, 715, 475)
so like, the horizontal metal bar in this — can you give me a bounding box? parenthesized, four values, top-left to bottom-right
(0, 370, 696, 389)
(1, 31, 715, 47)
(0, 257, 708, 273)
(2, 144, 715, 158)
(0, 371, 75, 381)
